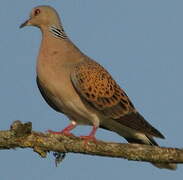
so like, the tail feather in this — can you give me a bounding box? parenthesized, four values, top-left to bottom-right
(100, 118, 177, 170)
(125, 135, 177, 170)
(152, 162, 177, 170)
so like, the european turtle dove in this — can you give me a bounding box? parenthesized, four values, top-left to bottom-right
(20, 5, 176, 170)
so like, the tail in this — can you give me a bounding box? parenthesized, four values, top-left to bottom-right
(125, 136, 177, 170)
(100, 113, 177, 170)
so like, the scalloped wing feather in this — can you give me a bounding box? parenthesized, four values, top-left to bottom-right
(71, 60, 135, 119)
(70, 59, 164, 138)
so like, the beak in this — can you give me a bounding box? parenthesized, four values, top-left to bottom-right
(19, 19, 30, 28)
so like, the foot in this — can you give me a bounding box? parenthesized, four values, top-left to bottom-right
(80, 135, 97, 144)
(80, 125, 98, 144)
(47, 121, 77, 136)
(47, 129, 74, 136)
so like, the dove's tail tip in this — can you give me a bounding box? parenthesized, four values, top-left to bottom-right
(125, 135, 177, 170)
(152, 162, 177, 170)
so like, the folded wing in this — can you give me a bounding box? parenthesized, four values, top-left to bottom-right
(70, 59, 164, 138)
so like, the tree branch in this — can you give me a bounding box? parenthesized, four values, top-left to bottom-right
(0, 121, 182, 165)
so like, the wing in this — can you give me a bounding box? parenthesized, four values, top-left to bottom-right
(71, 60, 135, 118)
(70, 59, 164, 138)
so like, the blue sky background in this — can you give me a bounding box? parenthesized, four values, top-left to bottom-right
(0, 0, 183, 179)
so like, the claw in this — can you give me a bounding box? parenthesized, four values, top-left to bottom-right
(47, 129, 74, 136)
(80, 135, 97, 144)
(80, 125, 98, 144)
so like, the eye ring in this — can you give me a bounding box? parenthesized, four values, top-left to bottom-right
(34, 9, 41, 16)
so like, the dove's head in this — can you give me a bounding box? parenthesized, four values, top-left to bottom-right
(20, 5, 61, 29)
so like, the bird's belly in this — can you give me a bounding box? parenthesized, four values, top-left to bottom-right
(37, 62, 101, 126)
(49, 82, 101, 126)
(57, 95, 100, 125)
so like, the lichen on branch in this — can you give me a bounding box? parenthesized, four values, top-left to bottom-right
(0, 121, 182, 166)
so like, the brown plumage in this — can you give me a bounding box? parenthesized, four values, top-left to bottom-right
(71, 59, 164, 138)
(20, 5, 176, 170)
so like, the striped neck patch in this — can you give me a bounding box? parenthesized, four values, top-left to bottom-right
(49, 25, 68, 39)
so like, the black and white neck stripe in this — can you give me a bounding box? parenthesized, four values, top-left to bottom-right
(49, 25, 68, 39)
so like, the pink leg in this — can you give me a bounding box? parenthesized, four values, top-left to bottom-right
(48, 121, 77, 136)
(80, 125, 98, 143)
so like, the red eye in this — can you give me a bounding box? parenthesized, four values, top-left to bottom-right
(34, 9, 41, 16)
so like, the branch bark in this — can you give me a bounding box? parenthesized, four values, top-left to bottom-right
(0, 121, 182, 165)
